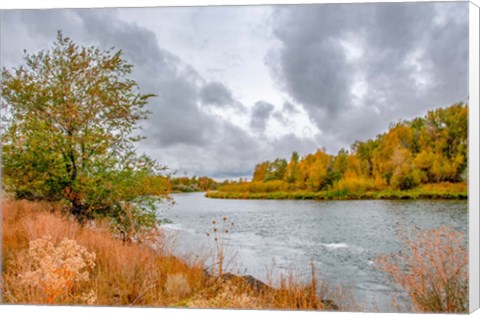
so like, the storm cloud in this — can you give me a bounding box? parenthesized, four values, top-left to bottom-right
(250, 100, 275, 132)
(1, 7, 318, 178)
(200, 82, 232, 106)
(1, 3, 468, 178)
(268, 2, 468, 150)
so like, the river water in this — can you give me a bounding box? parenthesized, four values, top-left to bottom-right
(158, 192, 468, 312)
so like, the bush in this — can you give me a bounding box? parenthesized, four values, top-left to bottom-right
(390, 169, 423, 190)
(376, 226, 468, 312)
(334, 175, 374, 194)
(18, 235, 96, 304)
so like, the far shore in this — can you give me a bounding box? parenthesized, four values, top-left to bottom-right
(204, 184, 467, 201)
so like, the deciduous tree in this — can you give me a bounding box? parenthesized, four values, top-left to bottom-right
(1, 32, 167, 238)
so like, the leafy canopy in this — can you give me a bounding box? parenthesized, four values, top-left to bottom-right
(1, 31, 168, 239)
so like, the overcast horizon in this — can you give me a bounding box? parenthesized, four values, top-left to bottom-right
(1, 2, 469, 180)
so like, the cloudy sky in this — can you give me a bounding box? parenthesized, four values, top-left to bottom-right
(1, 2, 469, 179)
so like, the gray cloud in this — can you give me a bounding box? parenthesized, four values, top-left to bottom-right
(268, 2, 468, 151)
(250, 100, 275, 133)
(199, 81, 246, 112)
(1, 8, 320, 179)
(1, 3, 468, 178)
(200, 82, 234, 106)
(271, 101, 301, 125)
(282, 102, 299, 114)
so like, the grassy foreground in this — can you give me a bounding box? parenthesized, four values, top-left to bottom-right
(1, 199, 338, 310)
(206, 183, 467, 200)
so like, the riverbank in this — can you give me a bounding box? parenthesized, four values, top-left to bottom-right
(1, 198, 336, 310)
(205, 183, 467, 200)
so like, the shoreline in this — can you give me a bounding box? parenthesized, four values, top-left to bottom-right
(204, 189, 467, 201)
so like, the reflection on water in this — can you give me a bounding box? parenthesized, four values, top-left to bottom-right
(158, 192, 468, 312)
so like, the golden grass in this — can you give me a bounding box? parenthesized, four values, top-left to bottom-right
(418, 182, 467, 194)
(2, 199, 337, 310)
(2, 199, 207, 306)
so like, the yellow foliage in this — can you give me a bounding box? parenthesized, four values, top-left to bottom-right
(334, 173, 374, 194)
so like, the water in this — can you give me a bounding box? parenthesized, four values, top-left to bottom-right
(158, 192, 468, 312)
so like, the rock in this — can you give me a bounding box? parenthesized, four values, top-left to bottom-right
(218, 272, 340, 311)
(220, 273, 271, 293)
(321, 299, 340, 310)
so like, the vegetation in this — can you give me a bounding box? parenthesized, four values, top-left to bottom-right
(170, 176, 219, 193)
(211, 103, 468, 200)
(2, 198, 339, 310)
(206, 182, 467, 200)
(376, 226, 468, 312)
(1, 32, 169, 241)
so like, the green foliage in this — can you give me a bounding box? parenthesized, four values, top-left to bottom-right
(170, 176, 218, 192)
(1, 31, 168, 239)
(265, 158, 288, 181)
(284, 151, 301, 184)
(252, 159, 288, 182)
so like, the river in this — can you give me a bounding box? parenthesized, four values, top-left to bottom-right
(158, 192, 468, 312)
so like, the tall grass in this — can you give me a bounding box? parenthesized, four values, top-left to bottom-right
(2, 199, 339, 310)
(2, 199, 207, 306)
(376, 226, 468, 313)
(206, 217, 235, 278)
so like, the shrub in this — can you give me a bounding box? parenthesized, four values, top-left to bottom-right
(19, 235, 96, 304)
(376, 226, 468, 312)
(334, 175, 374, 194)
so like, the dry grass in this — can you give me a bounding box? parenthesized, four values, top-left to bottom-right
(418, 182, 467, 194)
(2, 199, 207, 306)
(2, 199, 338, 310)
(18, 235, 97, 304)
(184, 268, 334, 311)
(376, 226, 468, 313)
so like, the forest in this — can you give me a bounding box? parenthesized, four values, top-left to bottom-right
(207, 103, 468, 200)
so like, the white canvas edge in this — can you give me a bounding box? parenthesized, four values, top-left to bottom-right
(0, 0, 465, 10)
(469, 1, 480, 314)
(0, 1, 478, 315)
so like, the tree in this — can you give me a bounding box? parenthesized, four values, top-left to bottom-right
(265, 158, 288, 181)
(252, 161, 269, 182)
(1, 32, 167, 238)
(352, 139, 378, 177)
(284, 151, 300, 184)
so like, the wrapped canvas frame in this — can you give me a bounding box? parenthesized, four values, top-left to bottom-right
(0, 1, 479, 315)
(469, 1, 480, 313)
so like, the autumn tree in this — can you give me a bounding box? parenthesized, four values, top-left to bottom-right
(252, 161, 269, 182)
(284, 151, 301, 184)
(265, 158, 288, 181)
(298, 150, 332, 191)
(417, 103, 468, 182)
(216, 103, 467, 195)
(351, 139, 378, 178)
(1, 32, 167, 238)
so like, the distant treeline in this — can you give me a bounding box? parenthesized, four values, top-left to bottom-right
(213, 103, 468, 198)
(170, 176, 220, 192)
